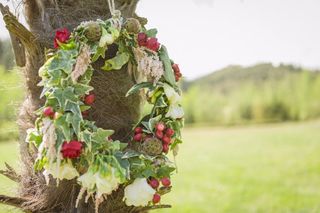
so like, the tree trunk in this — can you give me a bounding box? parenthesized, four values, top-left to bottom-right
(0, 1, 169, 212)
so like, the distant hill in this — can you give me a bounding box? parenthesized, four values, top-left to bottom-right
(182, 63, 320, 125)
(183, 63, 319, 92)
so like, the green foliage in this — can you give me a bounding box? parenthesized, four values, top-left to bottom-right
(159, 46, 176, 86)
(101, 52, 129, 71)
(0, 39, 14, 70)
(0, 66, 24, 141)
(183, 63, 320, 125)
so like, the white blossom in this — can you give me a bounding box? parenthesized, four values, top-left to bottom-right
(43, 161, 79, 184)
(78, 167, 120, 198)
(124, 178, 155, 207)
(163, 83, 184, 119)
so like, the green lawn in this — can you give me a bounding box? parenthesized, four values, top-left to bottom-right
(1, 121, 320, 212)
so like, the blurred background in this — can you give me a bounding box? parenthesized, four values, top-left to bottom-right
(1, 0, 320, 212)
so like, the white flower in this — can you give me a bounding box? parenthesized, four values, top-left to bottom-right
(95, 169, 119, 197)
(78, 170, 96, 190)
(166, 105, 184, 119)
(43, 161, 79, 184)
(124, 178, 155, 207)
(78, 167, 120, 198)
(163, 83, 184, 119)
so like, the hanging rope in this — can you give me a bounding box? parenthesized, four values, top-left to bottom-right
(107, 0, 121, 18)
(107, 0, 116, 16)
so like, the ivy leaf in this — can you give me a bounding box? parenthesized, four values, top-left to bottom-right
(155, 96, 167, 108)
(157, 165, 176, 178)
(54, 115, 72, 142)
(66, 112, 81, 138)
(122, 150, 141, 159)
(92, 46, 107, 62)
(159, 46, 175, 86)
(109, 140, 121, 151)
(92, 128, 114, 144)
(53, 87, 78, 109)
(114, 151, 130, 179)
(74, 83, 94, 96)
(48, 50, 77, 74)
(126, 82, 154, 97)
(101, 52, 129, 71)
(141, 121, 150, 132)
(65, 100, 81, 115)
(146, 28, 158, 37)
(47, 69, 63, 86)
(79, 129, 92, 151)
(40, 87, 51, 99)
(142, 165, 156, 178)
(26, 129, 42, 147)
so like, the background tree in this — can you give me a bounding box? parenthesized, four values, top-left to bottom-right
(0, 39, 15, 70)
(0, 1, 167, 212)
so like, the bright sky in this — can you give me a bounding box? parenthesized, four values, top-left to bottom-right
(1, 0, 320, 79)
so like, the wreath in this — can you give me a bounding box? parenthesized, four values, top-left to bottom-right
(26, 11, 184, 209)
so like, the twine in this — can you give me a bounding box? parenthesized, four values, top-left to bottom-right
(107, 0, 119, 16)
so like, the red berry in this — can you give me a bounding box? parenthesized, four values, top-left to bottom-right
(134, 127, 143, 134)
(133, 133, 142, 142)
(152, 193, 161, 204)
(81, 110, 89, 117)
(172, 64, 182, 81)
(149, 178, 159, 189)
(162, 144, 169, 153)
(137, 33, 147, 46)
(84, 94, 95, 105)
(161, 177, 171, 187)
(61, 140, 82, 159)
(155, 130, 164, 139)
(165, 128, 175, 137)
(146, 37, 160, 52)
(172, 64, 180, 74)
(162, 136, 171, 145)
(43, 106, 54, 117)
(155, 122, 166, 131)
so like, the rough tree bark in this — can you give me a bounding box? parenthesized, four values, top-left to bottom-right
(0, 1, 170, 212)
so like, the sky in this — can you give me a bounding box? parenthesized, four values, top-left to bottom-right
(1, 0, 320, 80)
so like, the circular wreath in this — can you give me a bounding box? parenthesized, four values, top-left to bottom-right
(26, 13, 184, 209)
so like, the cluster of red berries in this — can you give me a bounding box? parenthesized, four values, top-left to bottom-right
(172, 64, 182, 82)
(154, 122, 174, 153)
(148, 177, 171, 204)
(133, 122, 174, 154)
(137, 32, 160, 52)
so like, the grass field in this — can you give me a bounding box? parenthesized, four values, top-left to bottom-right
(1, 120, 320, 213)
